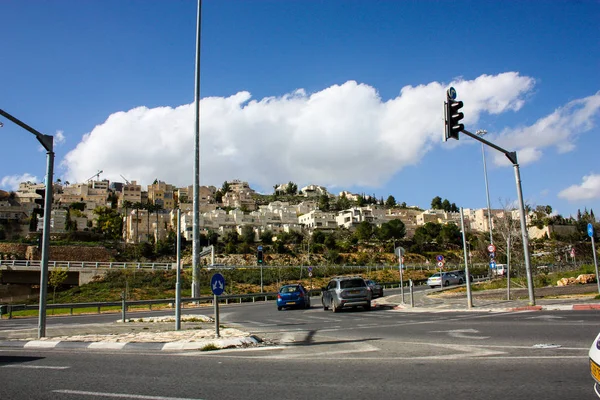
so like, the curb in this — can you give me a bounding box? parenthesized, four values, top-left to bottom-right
(0, 335, 262, 351)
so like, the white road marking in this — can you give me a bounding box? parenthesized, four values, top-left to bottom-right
(3, 365, 70, 370)
(88, 342, 126, 350)
(431, 329, 490, 340)
(24, 341, 59, 348)
(53, 390, 204, 399)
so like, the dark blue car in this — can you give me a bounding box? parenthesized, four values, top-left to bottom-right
(277, 284, 310, 310)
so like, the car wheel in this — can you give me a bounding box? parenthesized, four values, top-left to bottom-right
(430, 286, 435, 289)
(332, 301, 339, 313)
(277, 306, 282, 311)
(444, 280, 450, 287)
(322, 301, 328, 311)
(459, 279, 464, 284)
(364, 302, 371, 311)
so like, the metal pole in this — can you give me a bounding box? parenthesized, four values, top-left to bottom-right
(260, 265, 264, 293)
(477, 130, 494, 245)
(460, 207, 473, 308)
(506, 236, 511, 300)
(191, 0, 202, 299)
(592, 235, 600, 295)
(399, 252, 404, 303)
(409, 279, 414, 307)
(176, 209, 181, 331)
(514, 163, 535, 305)
(214, 294, 220, 337)
(38, 150, 54, 338)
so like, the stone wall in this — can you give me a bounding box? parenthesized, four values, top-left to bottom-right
(0, 243, 115, 262)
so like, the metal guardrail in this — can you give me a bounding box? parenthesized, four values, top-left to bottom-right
(0, 259, 176, 270)
(2, 277, 482, 319)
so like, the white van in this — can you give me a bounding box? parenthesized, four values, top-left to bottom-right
(494, 264, 507, 276)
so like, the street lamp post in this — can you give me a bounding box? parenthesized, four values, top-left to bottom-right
(192, 0, 202, 299)
(476, 129, 494, 246)
(0, 109, 54, 337)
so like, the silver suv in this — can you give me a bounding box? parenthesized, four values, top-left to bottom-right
(322, 276, 372, 312)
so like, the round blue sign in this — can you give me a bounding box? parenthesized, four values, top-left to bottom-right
(211, 273, 225, 296)
(588, 223, 594, 238)
(436, 255, 444, 262)
(447, 87, 457, 100)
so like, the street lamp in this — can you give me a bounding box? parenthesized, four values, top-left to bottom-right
(0, 109, 54, 337)
(476, 129, 494, 246)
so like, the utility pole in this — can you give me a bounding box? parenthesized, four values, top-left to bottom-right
(0, 109, 54, 337)
(192, 0, 202, 299)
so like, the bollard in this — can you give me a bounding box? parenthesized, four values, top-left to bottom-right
(121, 291, 126, 323)
(409, 279, 414, 307)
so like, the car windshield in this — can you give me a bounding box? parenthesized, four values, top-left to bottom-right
(340, 279, 366, 289)
(280, 285, 300, 293)
(430, 273, 440, 278)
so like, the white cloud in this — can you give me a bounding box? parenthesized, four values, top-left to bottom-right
(558, 173, 600, 201)
(0, 173, 39, 191)
(491, 91, 600, 166)
(55, 130, 66, 145)
(61, 72, 535, 190)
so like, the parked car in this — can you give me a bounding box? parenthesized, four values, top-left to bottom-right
(365, 279, 384, 298)
(427, 272, 463, 288)
(449, 269, 473, 282)
(589, 332, 600, 397)
(493, 264, 507, 277)
(277, 284, 310, 310)
(322, 276, 371, 312)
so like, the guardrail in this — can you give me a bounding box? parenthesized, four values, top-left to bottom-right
(1, 277, 491, 319)
(0, 260, 175, 270)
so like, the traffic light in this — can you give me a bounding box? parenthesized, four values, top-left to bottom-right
(445, 99, 464, 140)
(34, 188, 46, 217)
(257, 248, 264, 265)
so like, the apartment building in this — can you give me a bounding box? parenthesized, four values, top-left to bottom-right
(57, 182, 108, 209)
(119, 181, 142, 206)
(385, 208, 421, 238)
(336, 207, 375, 229)
(147, 181, 175, 209)
(123, 209, 172, 243)
(14, 182, 46, 204)
(301, 184, 328, 197)
(298, 209, 338, 231)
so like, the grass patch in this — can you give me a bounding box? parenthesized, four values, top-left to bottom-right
(200, 343, 219, 351)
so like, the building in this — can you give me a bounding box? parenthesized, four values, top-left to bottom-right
(147, 181, 176, 209)
(336, 207, 375, 229)
(298, 210, 338, 231)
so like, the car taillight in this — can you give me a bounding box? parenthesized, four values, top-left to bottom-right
(299, 291, 304, 298)
(277, 294, 281, 300)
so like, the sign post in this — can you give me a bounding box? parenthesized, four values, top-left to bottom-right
(211, 273, 225, 337)
(588, 224, 600, 295)
(395, 247, 405, 303)
(436, 255, 445, 288)
(308, 266, 313, 290)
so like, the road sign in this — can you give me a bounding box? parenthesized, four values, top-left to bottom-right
(307, 266, 313, 272)
(447, 87, 457, 100)
(588, 223, 594, 238)
(257, 245, 263, 251)
(437, 261, 444, 268)
(211, 273, 225, 296)
(490, 261, 496, 269)
(308, 272, 313, 277)
(487, 244, 496, 253)
(436, 255, 444, 262)
(489, 252, 496, 259)
(395, 247, 405, 257)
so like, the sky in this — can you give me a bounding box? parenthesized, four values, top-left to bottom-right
(1, 0, 599, 218)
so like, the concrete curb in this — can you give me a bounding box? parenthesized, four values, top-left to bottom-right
(0, 335, 262, 351)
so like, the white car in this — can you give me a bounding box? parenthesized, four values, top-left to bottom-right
(427, 272, 463, 288)
(590, 332, 600, 397)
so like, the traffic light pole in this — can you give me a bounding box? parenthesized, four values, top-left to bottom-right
(459, 128, 535, 306)
(0, 109, 54, 336)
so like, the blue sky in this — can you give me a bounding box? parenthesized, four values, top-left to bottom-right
(1, 0, 599, 218)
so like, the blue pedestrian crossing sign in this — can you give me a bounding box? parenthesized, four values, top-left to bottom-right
(588, 223, 594, 238)
(490, 261, 496, 269)
(211, 273, 225, 296)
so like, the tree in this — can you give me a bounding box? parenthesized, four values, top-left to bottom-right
(48, 267, 68, 305)
(336, 193, 351, 211)
(442, 199, 451, 212)
(438, 223, 461, 246)
(285, 181, 298, 195)
(93, 206, 124, 240)
(241, 225, 255, 244)
(318, 194, 330, 211)
(385, 195, 396, 208)
(221, 181, 231, 194)
(377, 219, 406, 241)
(259, 230, 274, 244)
(431, 196, 443, 210)
(356, 195, 366, 207)
(355, 221, 375, 241)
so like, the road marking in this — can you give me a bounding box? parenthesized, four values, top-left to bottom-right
(24, 340, 60, 348)
(3, 365, 70, 370)
(53, 390, 204, 399)
(431, 329, 490, 340)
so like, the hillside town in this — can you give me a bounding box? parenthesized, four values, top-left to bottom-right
(0, 176, 579, 244)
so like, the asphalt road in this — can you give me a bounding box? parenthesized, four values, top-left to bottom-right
(2, 294, 600, 399)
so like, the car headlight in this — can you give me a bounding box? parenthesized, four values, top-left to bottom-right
(596, 336, 600, 350)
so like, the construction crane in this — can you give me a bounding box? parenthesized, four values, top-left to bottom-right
(86, 170, 103, 182)
(120, 174, 131, 185)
